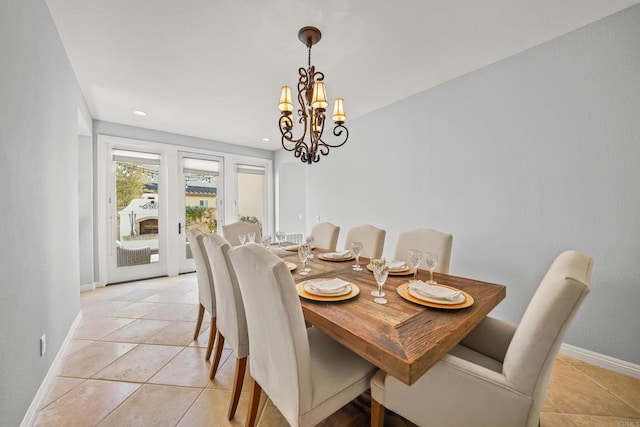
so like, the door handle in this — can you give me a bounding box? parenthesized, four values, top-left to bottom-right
(178, 222, 182, 234)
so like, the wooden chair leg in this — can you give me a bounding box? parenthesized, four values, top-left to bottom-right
(227, 357, 247, 419)
(205, 316, 217, 361)
(371, 397, 385, 427)
(245, 377, 262, 427)
(209, 331, 225, 380)
(193, 304, 205, 339)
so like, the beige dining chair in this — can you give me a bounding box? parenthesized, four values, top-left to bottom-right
(203, 233, 249, 420)
(228, 243, 377, 427)
(185, 228, 217, 361)
(344, 224, 386, 259)
(392, 228, 453, 273)
(222, 221, 262, 246)
(309, 222, 340, 251)
(371, 250, 593, 427)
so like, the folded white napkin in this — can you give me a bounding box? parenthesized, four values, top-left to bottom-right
(387, 260, 408, 271)
(325, 250, 351, 258)
(308, 278, 350, 293)
(409, 281, 461, 301)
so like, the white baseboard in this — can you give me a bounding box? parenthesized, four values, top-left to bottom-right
(560, 343, 640, 379)
(20, 311, 84, 427)
(80, 282, 96, 292)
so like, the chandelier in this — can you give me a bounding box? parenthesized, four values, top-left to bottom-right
(278, 26, 348, 164)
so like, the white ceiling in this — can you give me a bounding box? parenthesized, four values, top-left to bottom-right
(45, 0, 639, 151)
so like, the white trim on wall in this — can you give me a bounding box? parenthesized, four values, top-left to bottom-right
(79, 282, 97, 292)
(20, 312, 83, 427)
(560, 343, 640, 380)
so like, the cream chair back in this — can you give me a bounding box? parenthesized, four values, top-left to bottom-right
(222, 222, 262, 246)
(203, 234, 248, 358)
(393, 228, 453, 273)
(228, 244, 313, 423)
(503, 250, 592, 404)
(344, 224, 385, 259)
(186, 228, 215, 316)
(310, 222, 340, 251)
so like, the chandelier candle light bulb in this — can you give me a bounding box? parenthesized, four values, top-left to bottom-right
(311, 81, 328, 110)
(278, 26, 349, 164)
(333, 98, 346, 123)
(278, 86, 294, 112)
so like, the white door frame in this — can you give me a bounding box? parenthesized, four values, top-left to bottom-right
(97, 136, 168, 284)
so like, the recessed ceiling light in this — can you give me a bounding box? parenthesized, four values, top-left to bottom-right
(133, 110, 147, 116)
(261, 137, 271, 142)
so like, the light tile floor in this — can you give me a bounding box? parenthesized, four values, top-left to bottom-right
(32, 274, 640, 426)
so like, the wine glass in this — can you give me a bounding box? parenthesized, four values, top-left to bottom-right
(247, 231, 256, 243)
(351, 241, 363, 271)
(262, 235, 272, 248)
(238, 233, 247, 245)
(276, 231, 286, 248)
(424, 252, 439, 284)
(408, 248, 424, 282)
(371, 258, 389, 304)
(305, 235, 315, 260)
(298, 244, 311, 276)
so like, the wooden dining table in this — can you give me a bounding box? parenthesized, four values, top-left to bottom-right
(273, 246, 506, 386)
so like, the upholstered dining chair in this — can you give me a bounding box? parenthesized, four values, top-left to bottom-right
(228, 243, 377, 427)
(344, 224, 386, 259)
(370, 250, 593, 427)
(392, 228, 453, 273)
(222, 221, 262, 246)
(203, 233, 249, 420)
(185, 228, 217, 361)
(310, 222, 340, 251)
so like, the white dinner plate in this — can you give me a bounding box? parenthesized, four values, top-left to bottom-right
(303, 281, 352, 297)
(286, 262, 297, 271)
(407, 286, 466, 305)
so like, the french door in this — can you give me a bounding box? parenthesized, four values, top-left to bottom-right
(106, 147, 166, 283)
(98, 135, 272, 284)
(177, 152, 223, 273)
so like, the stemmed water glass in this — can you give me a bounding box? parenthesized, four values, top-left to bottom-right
(408, 248, 424, 282)
(239, 233, 247, 245)
(305, 235, 315, 260)
(424, 252, 439, 284)
(276, 231, 286, 248)
(298, 244, 311, 276)
(351, 241, 363, 271)
(247, 232, 256, 243)
(371, 258, 389, 304)
(262, 235, 272, 248)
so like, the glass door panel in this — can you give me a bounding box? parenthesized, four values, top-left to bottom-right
(179, 153, 222, 272)
(108, 149, 164, 283)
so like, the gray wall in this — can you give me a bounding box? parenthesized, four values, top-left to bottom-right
(0, 0, 89, 424)
(276, 5, 640, 365)
(275, 152, 307, 233)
